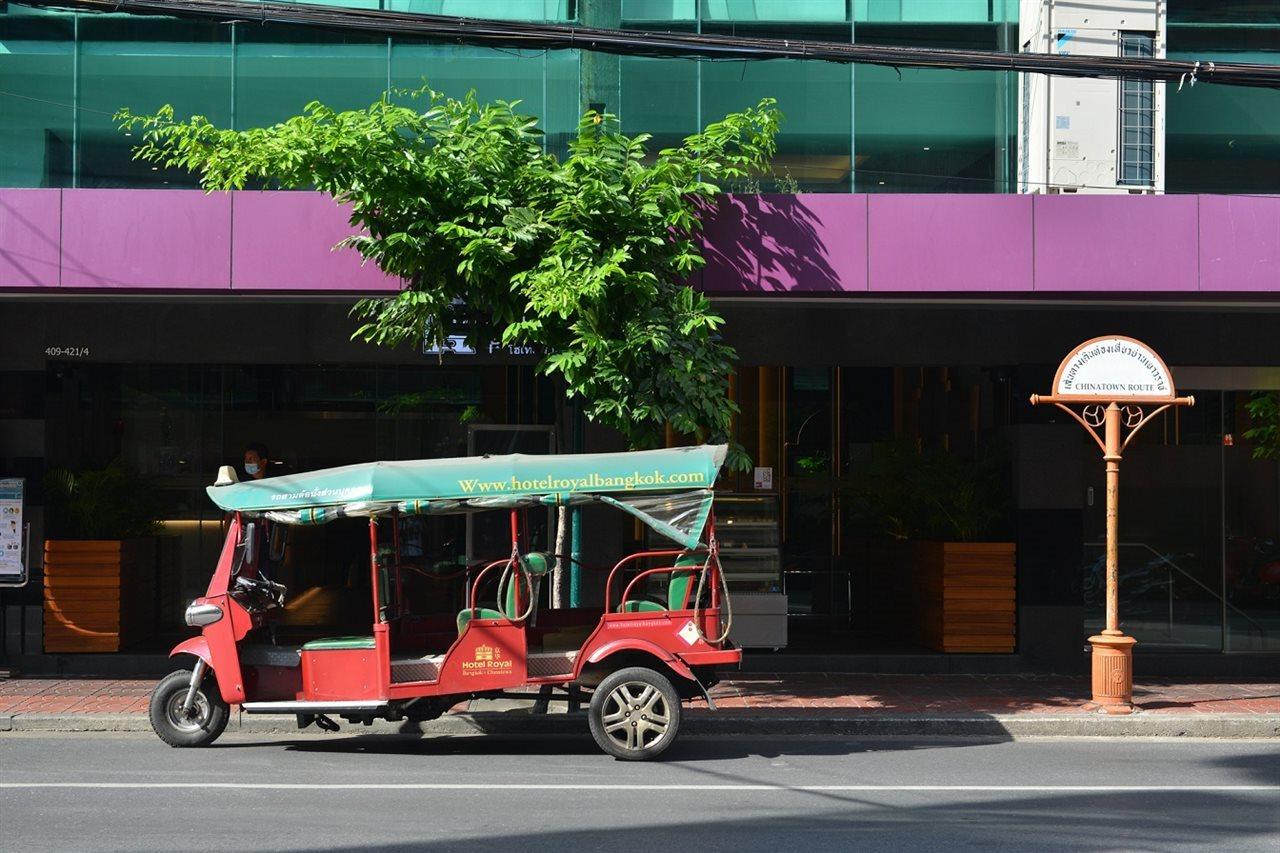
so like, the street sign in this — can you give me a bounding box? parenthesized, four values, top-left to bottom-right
(1031, 335, 1193, 714)
(1051, 335, 1176, 402)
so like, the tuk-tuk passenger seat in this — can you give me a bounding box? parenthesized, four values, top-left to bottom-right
(455, 552, 550, 635)
(303, 559, 394, 651)
(619, 554, 703, 613)
(301, 636, 375, 651)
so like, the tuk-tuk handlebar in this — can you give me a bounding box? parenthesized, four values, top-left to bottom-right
(467, 558, 516, 614)
(465, 556, 536, 624)
(616, 565, 698, 613)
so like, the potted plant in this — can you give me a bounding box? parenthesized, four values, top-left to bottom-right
(42, 462, 161, 653)
(854, 443, 1015, 653)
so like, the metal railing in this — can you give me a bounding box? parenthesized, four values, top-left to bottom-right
(1085, 541, 1266, 641)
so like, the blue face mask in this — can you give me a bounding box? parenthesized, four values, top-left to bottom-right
(245, 462, 261, 476)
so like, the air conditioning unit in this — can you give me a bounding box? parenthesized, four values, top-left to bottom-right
(1018, 0, 1166, 195)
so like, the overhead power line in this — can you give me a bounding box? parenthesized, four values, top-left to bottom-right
(22, 0, 1280, 90)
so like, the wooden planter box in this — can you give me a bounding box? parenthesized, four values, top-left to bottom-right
(43, 539, 156, 653)
(911, 541, 1016, 654)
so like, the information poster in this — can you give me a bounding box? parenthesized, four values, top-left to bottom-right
(0, 478, 24, 583)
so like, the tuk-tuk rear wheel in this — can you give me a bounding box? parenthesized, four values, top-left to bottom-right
(588, 667, 681, 761)
(149, 668, 230, 748)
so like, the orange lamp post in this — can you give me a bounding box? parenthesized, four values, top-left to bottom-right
(1031, 336, 1193, 714)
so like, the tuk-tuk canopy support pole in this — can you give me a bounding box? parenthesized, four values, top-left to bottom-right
(390, 511, 405, 615)
(569, 403, 585, 608)
(368, 518, 382, 623)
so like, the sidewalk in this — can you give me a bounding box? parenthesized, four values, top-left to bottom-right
(3, 673, 1278, 738)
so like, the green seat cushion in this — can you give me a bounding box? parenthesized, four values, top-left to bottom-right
(302, 636, 375, 651)
(456, 607, 507, 635)
(669, 555, 704, 611)
(619, 600, 666, 613)
(521, 552, 550, 576)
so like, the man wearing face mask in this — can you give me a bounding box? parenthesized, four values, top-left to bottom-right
(236, 442, 286, 619)
(243, 442, 272, 481)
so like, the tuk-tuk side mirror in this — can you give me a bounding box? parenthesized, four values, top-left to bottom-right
(241, 522, 256, 566)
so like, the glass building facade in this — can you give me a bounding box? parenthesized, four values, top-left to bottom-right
(1166, 3, 1280, 193)
(2, 0, 1022, 192)
(6, 2, 1277, 193)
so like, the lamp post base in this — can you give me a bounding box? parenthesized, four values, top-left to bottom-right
(1085, 633, 1138, 714)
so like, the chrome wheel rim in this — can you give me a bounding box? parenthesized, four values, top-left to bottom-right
(165, 690, 211, 733)
(601, 681, 670, 753)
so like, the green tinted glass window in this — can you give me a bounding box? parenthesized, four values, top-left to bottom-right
(391, 42, 579, 158)
(386, 0, 572, 20)
(856, 67, 1011, 193)
(78, 16, 232, 188)
(855, 0, 1014, 23)
(702, 0, 847, 23)
(853, 18, 1013, 193)
(620, 57, 697, 152)
(0, 7, 74, 187)
(621, 0, 696, 24)
(702, 59, 851, 191)
(235, 25, 388, 129)
(1166, 23, 1280, 194)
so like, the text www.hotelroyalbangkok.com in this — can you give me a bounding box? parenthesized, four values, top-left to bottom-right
(457, 470, 708, 493)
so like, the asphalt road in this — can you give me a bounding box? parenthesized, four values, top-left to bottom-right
(1, 732, 1277, 852)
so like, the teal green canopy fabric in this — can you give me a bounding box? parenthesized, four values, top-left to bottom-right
(207, 445, 727, 548)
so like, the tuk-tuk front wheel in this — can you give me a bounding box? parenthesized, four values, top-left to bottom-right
(149, 668, 230, 748)
(588, 667, 681, 761)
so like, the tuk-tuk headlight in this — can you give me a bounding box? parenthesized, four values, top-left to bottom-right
(185, 601, 223, 627)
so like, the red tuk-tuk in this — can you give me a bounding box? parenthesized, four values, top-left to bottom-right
(150, 446, 738, 760)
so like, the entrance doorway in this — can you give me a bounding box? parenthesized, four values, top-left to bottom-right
(1081, 388, 1280, 652)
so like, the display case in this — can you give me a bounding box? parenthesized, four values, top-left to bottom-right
(646, 493, 786, 650)
(712, 494, 781, 592)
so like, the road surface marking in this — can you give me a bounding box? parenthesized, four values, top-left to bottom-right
(1, 783, 1276, 792)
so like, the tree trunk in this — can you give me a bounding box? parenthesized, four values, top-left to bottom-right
(552, 505, 569, 608)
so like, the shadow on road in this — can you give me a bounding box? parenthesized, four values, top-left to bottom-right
(258, 790, 1280, 853)
(213, 731, 1009, 762)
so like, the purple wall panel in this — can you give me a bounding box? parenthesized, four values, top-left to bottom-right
(1198, 195, 1280, 292)
(700, 194, 867, 293)
(868, 194, 1033, 292)
(6, 189, 1279, 296)
(61, 189, 231, 289)
(1032, 195, 1199, 292)
(231, 192, 401, 292)
(0, 190, 62, 288)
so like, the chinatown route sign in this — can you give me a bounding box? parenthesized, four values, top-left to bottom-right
(1052, 336, 1176, 403)
(1031, 335, 1194, 714)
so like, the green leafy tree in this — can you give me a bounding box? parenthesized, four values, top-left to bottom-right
(1244, 391, 1280, 460)
(117, 89, 780, 467)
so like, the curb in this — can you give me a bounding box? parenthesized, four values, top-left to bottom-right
(4, 711, 1278, 739)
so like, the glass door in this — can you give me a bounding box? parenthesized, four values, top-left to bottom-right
(1224, 390, 1280, 651)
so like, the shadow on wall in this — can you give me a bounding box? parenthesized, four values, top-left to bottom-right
(699, 194, 846, 294)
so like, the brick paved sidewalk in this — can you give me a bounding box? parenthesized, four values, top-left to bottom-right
(2, 674, 1277, 718)
(707, 674, 1280, 716)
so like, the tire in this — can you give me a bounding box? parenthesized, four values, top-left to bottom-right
(149, 667, 230, 748)
(588, 666, 682, 761)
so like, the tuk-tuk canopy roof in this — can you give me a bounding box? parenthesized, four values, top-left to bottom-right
(207, 445, 726, 549)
